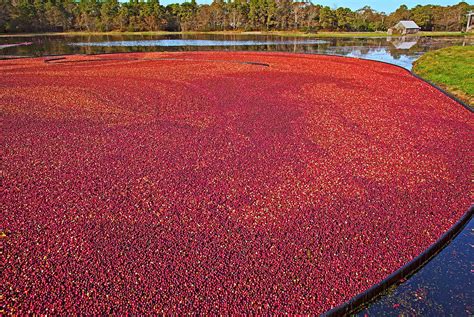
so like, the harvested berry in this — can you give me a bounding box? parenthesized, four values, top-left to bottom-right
(1, 52, 472, 314)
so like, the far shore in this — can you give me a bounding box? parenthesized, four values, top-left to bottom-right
(1, 30, 472, 38)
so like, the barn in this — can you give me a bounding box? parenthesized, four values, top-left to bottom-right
(467, 11, 474, 32)
(389, 20, 421, 35)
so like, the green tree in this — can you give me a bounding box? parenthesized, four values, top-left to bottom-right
(319, 6, 336, 30)
(275, 0, 292, 30)
(141, 0, 165, 31)
(100, 0, 119, 31)
(248, 0, 260, 29)
(1, 0, 471, 34)
(411, 5, 433, 30)
(9, 0, 36, 32)
(78, 0, 100, 31)
(61, 0, 79, 31)
(291, 1, 307, 30)
(355, 6, 385, 31)
(0, 0, 12, 32)
(387, 4, 411, 27)
(169, 0, 198, 31)
(209, 0, 227, 31)
(227, 0, 248, 30)
(335, 7, 354, 31)
(115, 4, 130, 31)
(33, 0, 47, 31)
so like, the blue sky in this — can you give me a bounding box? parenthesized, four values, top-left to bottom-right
(310, 1, 470, 12)
(156, 0, 471, 13)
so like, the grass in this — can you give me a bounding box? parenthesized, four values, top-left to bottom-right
(413, 46, 474, 106)
(0, 30, 471, 38)
(262, 31, 470, 38)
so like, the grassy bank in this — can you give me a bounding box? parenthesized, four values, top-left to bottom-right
(266, 31, 470, 38)
(413, 46, 474, 106)
(0, 30, 470, 38)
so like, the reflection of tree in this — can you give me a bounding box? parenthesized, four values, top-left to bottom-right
(2, 34, 471, 65)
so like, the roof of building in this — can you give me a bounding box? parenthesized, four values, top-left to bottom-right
(396, 21, 421, 29)
(392, 40, 418, 50)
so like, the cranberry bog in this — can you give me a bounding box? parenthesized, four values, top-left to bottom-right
(2, 52, 473, 314)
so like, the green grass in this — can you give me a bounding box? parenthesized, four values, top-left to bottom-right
(413, 46, 474, 106)
(0, 30, 470, 38)
(264, 31, 469, 38)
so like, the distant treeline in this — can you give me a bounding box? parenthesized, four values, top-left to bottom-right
(1, 0, 473, 33)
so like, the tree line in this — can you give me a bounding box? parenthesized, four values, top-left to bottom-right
(1, 0, 473, 33)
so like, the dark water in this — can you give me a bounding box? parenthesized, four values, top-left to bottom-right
(357, 216, 473, 316)
(1, 33, 472, 314)
(0, 33, 472, 69)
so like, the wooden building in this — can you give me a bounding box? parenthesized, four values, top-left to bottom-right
(388, 21, 421, 35)
(467, 11, 474, 32)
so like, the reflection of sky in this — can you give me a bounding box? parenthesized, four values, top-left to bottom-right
(302, 45, 421, 69)
(5, 36, 470, 70)
(345, 49, 420, 69)
(70, 39, 423, 69)
(70, 39, 329, 47)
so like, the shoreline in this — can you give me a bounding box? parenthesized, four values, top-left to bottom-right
(413, 46, 474, 106)
(0, 31, 471, 38)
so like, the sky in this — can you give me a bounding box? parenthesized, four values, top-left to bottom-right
(156, 0, 471, 13)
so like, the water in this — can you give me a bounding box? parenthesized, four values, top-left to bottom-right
(356, 216, 473, 316)
(69, 39, 329, 47)
(0, 33, 472, 69)
(0, 32, 472, 314)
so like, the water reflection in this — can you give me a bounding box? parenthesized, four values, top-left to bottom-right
(345, 48, 420, 68)
(356, 217, 473, 316)
(70, 39, 329, 47)
(388, 36, 419, 50)
(1, 33, 472, 69)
